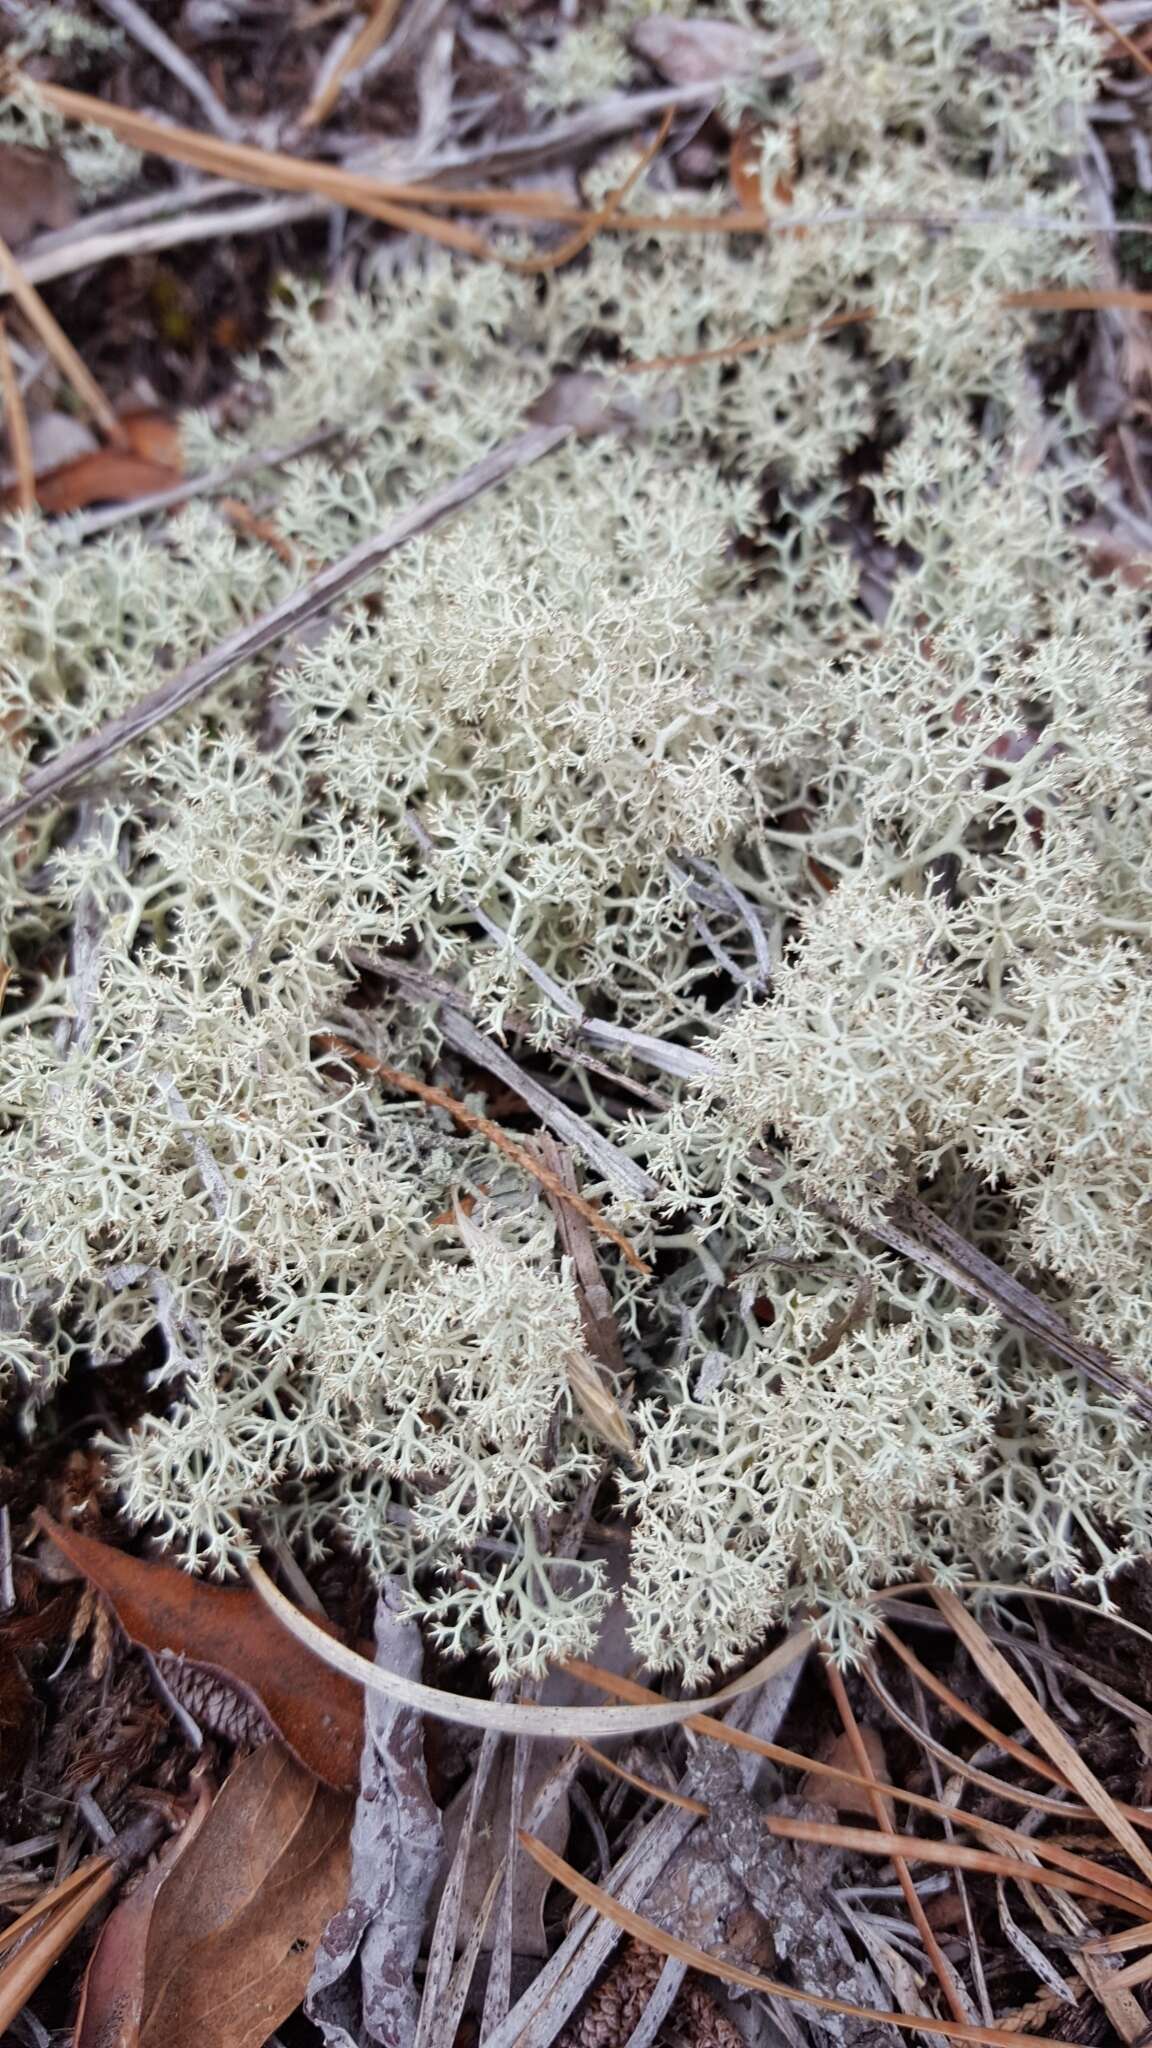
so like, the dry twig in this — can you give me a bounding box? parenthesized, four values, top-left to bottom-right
(0, 423, 569, 834)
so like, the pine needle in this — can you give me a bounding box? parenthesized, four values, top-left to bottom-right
(0, 229, 124, 445)
(518, 1833, 1084, 2048)
(302, 0, 406, 128)
(315, 1034, 650, 1274)
(0, 317, 35, 513)
(823, 1651, 973, 2027)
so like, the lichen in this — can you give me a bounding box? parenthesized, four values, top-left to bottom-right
(4, 0, 1149, 1684)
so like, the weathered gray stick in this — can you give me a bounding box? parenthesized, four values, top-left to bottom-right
(0, 423, 568, 835)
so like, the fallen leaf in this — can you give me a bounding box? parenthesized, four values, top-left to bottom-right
(119, 408, 183, 471)
(0, 408, 184, 515)
(306, 1584, 443, 2048)
(801, 1726, 890, 1819)
(136, 1742, 352, 2048)
(527, 370, 679, 437)
(12, 449, 178, 515)
(74, 1778, 214, 2048)
(36, 1514, 364, 1792)
(0, 143, 76, 248)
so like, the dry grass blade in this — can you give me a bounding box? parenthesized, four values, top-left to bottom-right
(247, 1560, 814, 1737)
(302, 0, 405, 128)
(621, 288, 1152, 376)
(564, 1658, 1152, 1916)
(876, 1201, 1152, 1431)
(564, 1348, 635, 1451)
(932, 1586, 1152, 1890)
(90, 0, 242, 138)
(823, 1654, 972, 2026)
(317, 1034, 650, 1275)
(621, 303, 875, 372)
(0, 316, 34, 513)
(1104, 1947, 1152, 1990)
(861, 1651, 1094, 1824)
(878, 1626, 1087, 1802)
(0, 228, 123, 444)
(25, 77, 577, 247)
(518, 1834, 1082, 2048)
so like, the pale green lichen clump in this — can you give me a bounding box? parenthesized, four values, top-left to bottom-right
(4, 0, 1151, 1682)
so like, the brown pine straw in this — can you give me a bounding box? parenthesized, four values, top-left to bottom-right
(933, 1585, 1152, 1892)
(1075, 0, 1152, 83)
(577, 1741, 709, 1815)
(878, 1623, 1152, 1839)
(823, 1650, 973, 2028)
(314, 1034, 649, 1274)
(518, 1833, 1084, 2048)
(301, 0, 405, 129)
(0, 228, 124, 445)
(0, 317, 34, 513)
(24, 77, 575, 246)
(508, 108, 674, 278)
(861, 1651, 1098, 1823)
(0, 1857, 119, 2033)
(18, 75, 1151, 258)
(562, 1660, 1152, 1918)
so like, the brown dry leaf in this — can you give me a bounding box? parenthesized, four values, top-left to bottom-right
(74, 1779, 214, 2048)
(119, 409, 183, 470)
(37, 1514, 364, 1792)
(0, 143, 75, 247)
(17, 410, 184, 515)
(801, 1726, 889, 1819)
(22, 449, 179, 515)
(135, 1742, 352, 2048)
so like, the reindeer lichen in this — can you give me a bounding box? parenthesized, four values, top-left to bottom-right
(3, 0, 1150, 1682)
